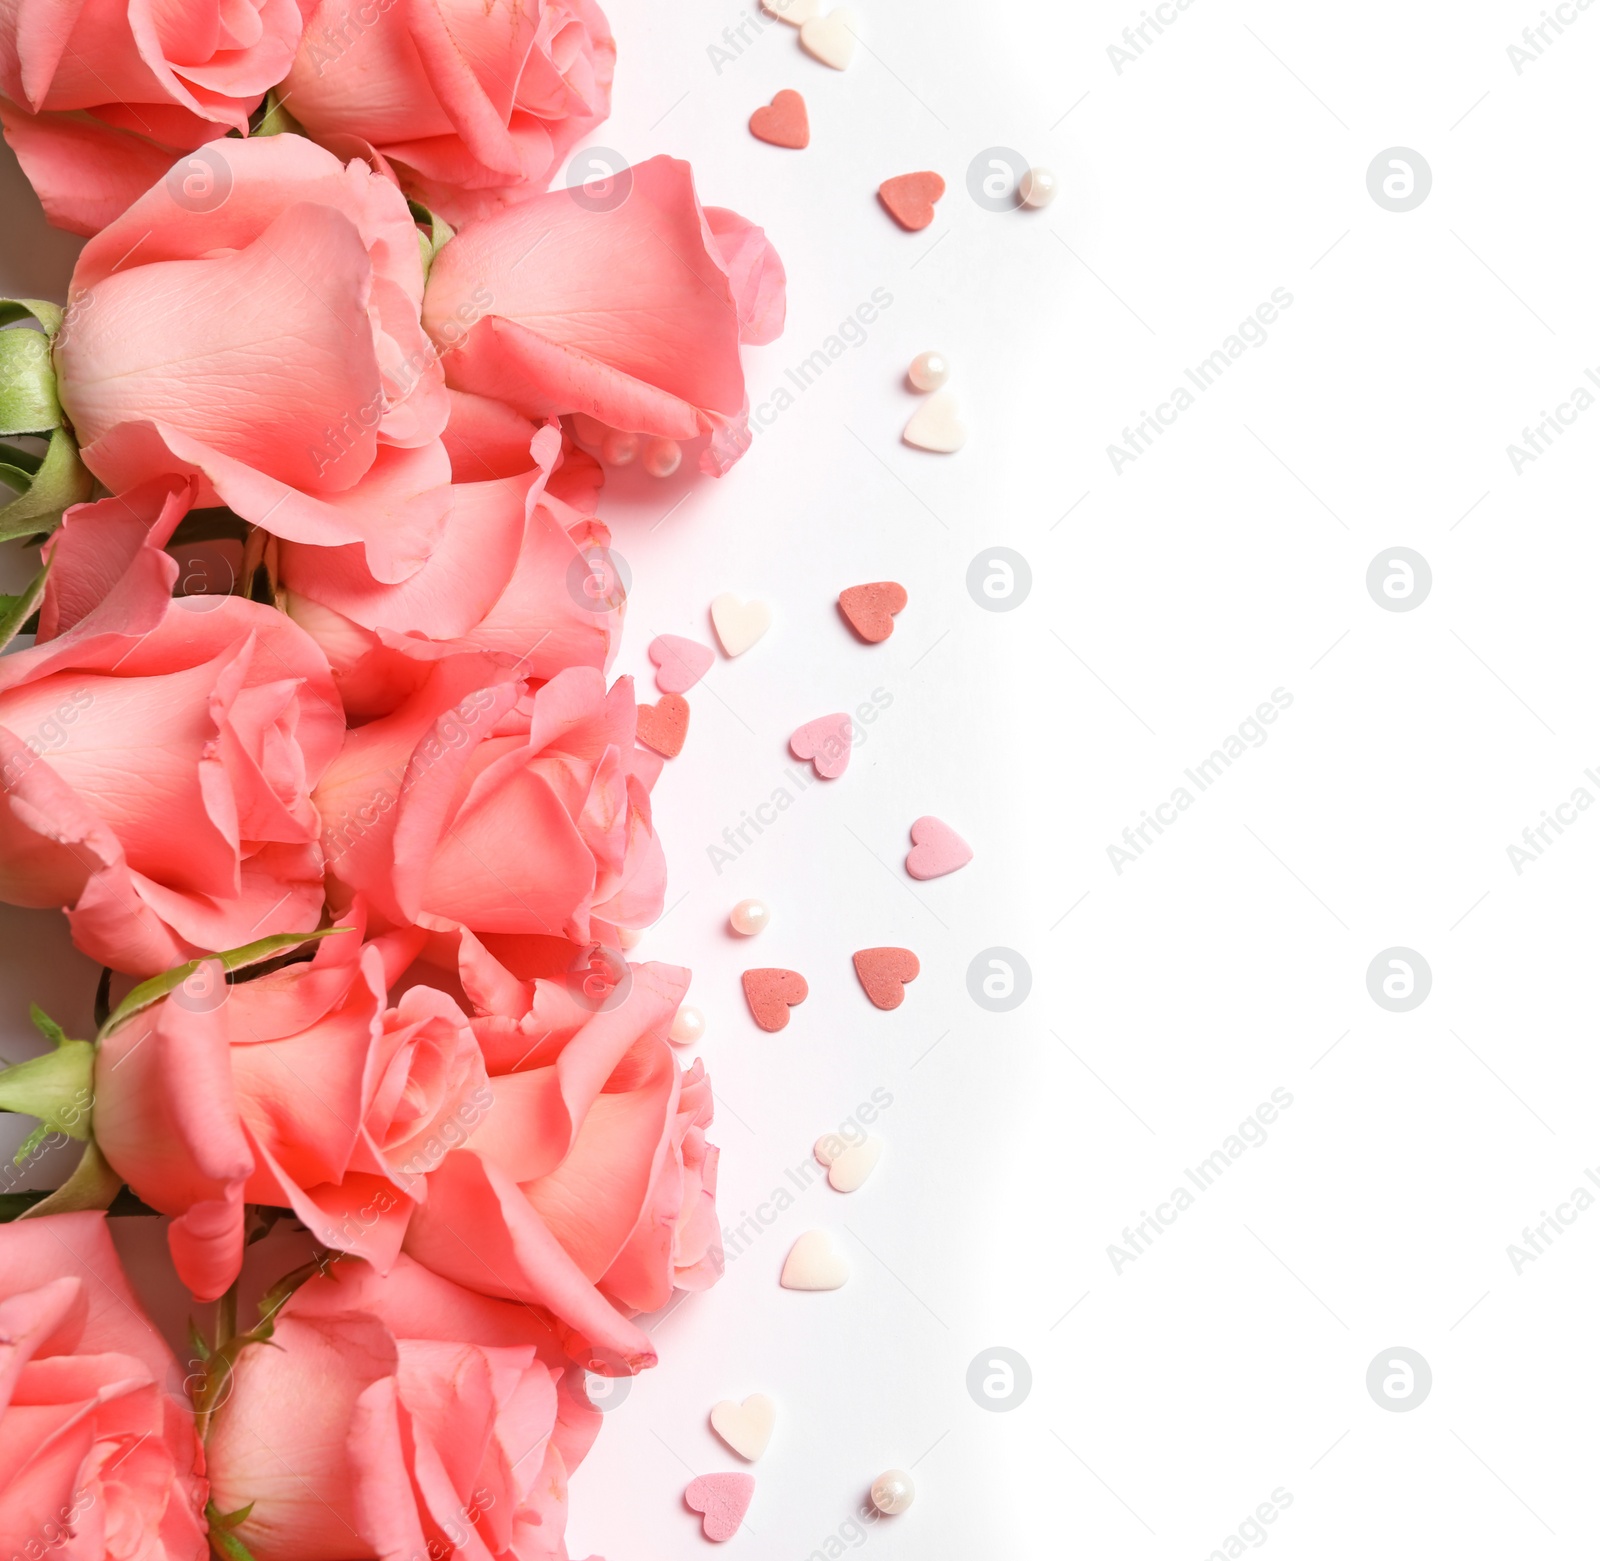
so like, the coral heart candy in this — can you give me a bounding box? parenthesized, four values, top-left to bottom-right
(743, 968, 808, 1031)
(685, 1473, 755, 1543)
(879, 171, 945, 231)
(750, 89, 810, 149)
(648, 634, 713, 694)
(906, 815, 972, 880)
(838, 581, 907, 643)
(852, 947, 920, 1010)
(636, 694, 689, 758)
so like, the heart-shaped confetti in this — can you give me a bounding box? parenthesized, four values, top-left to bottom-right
(852, 947, 920, 1010)
(838, 581, 907, 643)
(648, 634, 713, 694)
(636, 694, 689, 758)
(815, 1134, 883, 1192)
(905, 816, 972, 880)
(903, 390, 966, 452)
(685, 1473, 755, 1542)
(780, 1229, 849, 1289)
(790, 713, 852, 778)
(743, 968, 808, 1031)
(760, 0, 818, 23)
(878, 171, 944, 231)
(711, 593, 771, 657)
(799, 8, 857, 68)
(750, 89, 809, 149)
(710, 1394, 776, 1461)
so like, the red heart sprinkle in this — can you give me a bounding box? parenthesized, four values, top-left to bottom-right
(852, 947, 920, 1010)
(878, 171, 945, 231)
(637, 693, 689, 758)
(750, 89, 810, 149)
(838, 581, 907, 643)
(742, 968, 808, 1031)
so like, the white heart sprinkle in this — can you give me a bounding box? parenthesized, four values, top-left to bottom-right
(799, 8, 858, 69)
(760, 0, 819, 22)
(780, 1229, 849, 1290)
(711, 593, 772, 657)
(710, 1394, 777, 1461)
(825, 1137, 882, 1193)
(902, 390, 967, 453)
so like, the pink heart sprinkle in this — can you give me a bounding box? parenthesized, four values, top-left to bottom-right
(685, 1473, 755, 1542)
(649, 635, 714, 695)
(905, 815, 972, 880)
(789, 713, 853, 779)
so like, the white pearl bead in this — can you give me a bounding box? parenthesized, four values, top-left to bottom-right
(669, 1005, 705, 1045)
(729, 898, 770, 936)
(601, 430, 638, 466)
(570, 413, 609, 449)
(1019, 166, 1058, 208)
(908, 351, 950, 392)
(641, 437, 682, 478)
(870, 1470, 914, 1516)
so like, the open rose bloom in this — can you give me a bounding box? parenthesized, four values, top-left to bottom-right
(0, 481, 342, 975)
(207, 1255, 600, 1561)
(283, 0, 615, 226)
(0, 1214, 207, 1561)
(398, 941, 719, 1369)
(52, 134, 450, 583)
(0, 0, 302, 234)
(92, 904, 488, 1300)
(422, 155, 785, 475)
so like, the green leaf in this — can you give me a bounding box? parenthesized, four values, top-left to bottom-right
(0, 426, 93, 542)
(0, 328, 59, 436)
(98, 926, 352, 1040)
(29, 1003, 67, 1049)
(0, 552, 50, 652)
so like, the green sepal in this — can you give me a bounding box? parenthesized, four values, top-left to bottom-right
(0, 1008, 93, 1156)
(205, 1501, 261, 1561)
(99, 926, 351, 1040)
(0, 551, 51, 652)
(407, 199, 454, 281)
(16, 1138, 122, 1218)
(0, 426, 93, 542)
(0, 300, 64, 339)
(0, 328, 59, 436)
(250, 89, 301, 138)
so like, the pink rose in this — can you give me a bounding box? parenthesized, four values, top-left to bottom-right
(93, 905, 488, 1301)
(52, 134, 451, 583)
(0, 483, 342, 976)
(314, 658, 665, 948)
(0, 1212, 207, 1561)
(206, 1253, 598, 1561)
(281, 0, 614, 227)
(403, 944, 720, 1371)
(280, 421, 621, 720)
(0, 0, 302, 235)
(421, 155, 785, 476)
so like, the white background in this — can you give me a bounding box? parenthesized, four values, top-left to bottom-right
(6, 0, 1600, 1556)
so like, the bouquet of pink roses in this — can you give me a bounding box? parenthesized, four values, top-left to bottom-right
(0, 5, 783, 1554)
